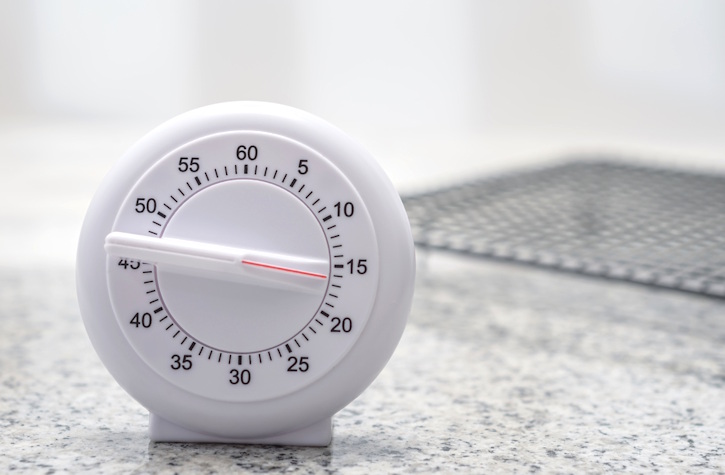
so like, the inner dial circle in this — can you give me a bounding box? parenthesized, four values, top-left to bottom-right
(158, 179, 330, 353)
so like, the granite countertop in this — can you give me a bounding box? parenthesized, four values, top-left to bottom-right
(1, 251, 724, 474)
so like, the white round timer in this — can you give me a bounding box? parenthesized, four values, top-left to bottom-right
(76, 102, 415, 445)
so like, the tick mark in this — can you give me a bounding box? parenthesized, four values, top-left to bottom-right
(154, 307, 163, 314)
(189, 342, 196, 351)
(320, 310, 330, 318)
(289, 178, 297, 188)
(177, 188, 185, 196)
(159, 316, 168, 322)
(194, 176, 201, 186)
(187, 181, 193, 190)
(165, 323, 173, 330)
(244, 164, 248, 174)
(285, 343, 292, 353)
(157, 211, 167, 218)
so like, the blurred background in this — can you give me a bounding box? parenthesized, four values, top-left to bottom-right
(3, 3, 725, 471)
(1, 0, 724, 268)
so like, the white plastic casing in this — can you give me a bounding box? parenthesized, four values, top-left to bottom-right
(76, 102, 415, 445)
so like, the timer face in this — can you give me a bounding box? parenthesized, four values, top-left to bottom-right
(106, 131, 379, 402)
(76, 102, 414, 444)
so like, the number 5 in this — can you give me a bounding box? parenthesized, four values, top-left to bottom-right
(298, 159, 309, 175)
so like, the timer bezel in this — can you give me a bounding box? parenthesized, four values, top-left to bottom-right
(106, 130, 381, 403)
(76, 102, 415, 441)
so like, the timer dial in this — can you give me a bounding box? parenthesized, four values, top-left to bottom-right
(76, 103, 414, 445)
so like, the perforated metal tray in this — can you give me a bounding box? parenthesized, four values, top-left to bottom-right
(403, 161, 725, 298)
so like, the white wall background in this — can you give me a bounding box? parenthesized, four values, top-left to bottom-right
(2, 1, 724, 146)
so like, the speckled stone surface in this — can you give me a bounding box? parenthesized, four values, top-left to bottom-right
(2, 253, 725, 474)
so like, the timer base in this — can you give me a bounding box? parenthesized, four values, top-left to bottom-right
(148, 413, 333, 446)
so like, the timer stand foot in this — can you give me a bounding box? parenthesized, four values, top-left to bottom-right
(148, 413, 333, 446)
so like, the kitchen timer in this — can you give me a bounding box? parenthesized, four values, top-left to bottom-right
(76, 102, 415, 445)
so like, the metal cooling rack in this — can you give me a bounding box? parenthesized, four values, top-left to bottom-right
(403, 161, 725, 298)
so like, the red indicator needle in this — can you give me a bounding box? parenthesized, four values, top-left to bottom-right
(241, 259, 328, 279)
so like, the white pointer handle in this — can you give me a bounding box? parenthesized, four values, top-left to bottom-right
(104, 232, 328, 293)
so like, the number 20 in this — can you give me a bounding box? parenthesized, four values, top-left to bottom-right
(331, 317, 352, 333)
